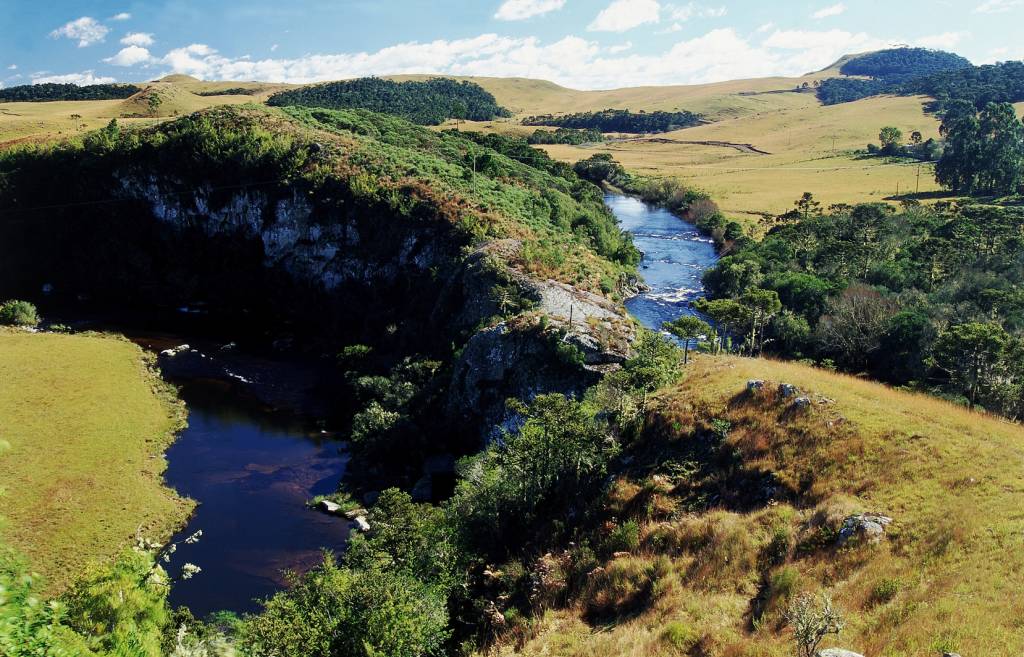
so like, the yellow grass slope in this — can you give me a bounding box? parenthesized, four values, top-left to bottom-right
(536, 94, 943, 219)
(0, 331, 192, 593)
(491, 355, 1024, 657)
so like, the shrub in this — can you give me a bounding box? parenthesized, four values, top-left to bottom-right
(603, 520, 641, 556)
(660, 620, 699, 653)
(0, 300, 39, 327)
(768, 566, 800, 605)
(869, 577, 902, 606)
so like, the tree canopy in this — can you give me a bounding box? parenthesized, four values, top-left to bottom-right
(523, 108, 703, 134)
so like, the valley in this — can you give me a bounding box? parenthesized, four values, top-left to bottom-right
(2, 29, 1024, 657)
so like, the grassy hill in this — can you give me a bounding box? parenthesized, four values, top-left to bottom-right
(0, 330, 192, 593)
(484, 354, 1024, 657)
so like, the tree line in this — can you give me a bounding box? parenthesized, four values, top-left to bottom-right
(699, 194, 1024, 416)
(523, 108, 703, 133)
(0, 82, 141, 103)
(526, 127, 604, 145)
(266, 77, 512, 126)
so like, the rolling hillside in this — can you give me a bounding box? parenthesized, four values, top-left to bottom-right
(482, 354, 1024, 657)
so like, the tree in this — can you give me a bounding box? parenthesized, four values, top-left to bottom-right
(795, 192, 821, 220)
(879, 126, 903, 154)
(815, 285, 897, 370)
(930, 321, 1009, 409)
(740, 288, 782, 354)
(976, 102, 1024, 195)
(663, 314, 712, 364)
(694, 298, 752, 353)
(910, 130, 923, 145)
(785, 593, 845, 657)
(0, 300, 39, 327)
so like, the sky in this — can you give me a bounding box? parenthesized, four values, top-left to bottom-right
(2, 0, 1023, 90)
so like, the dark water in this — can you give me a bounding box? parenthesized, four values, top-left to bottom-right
(147, 193, 714, 617)
(606, 194, 719, 330)
(161, 380, 350, 617)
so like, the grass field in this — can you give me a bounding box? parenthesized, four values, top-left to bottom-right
(0, 330, 192, 593)
(490, 354, 1024, 657)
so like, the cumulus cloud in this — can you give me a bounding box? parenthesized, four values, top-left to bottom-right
(588, 0, 661, 32)
(761, 29, 892, 73)
(666, 2, 726, 21)
(111, 12, 131, 20)
(50, 16, 109, 47)
(104, 45, 152, 66)
(121, 32, 154, 47)
(812, 3, 846, 19)
(7, 64, 16, 70)
(495, 0, 566, 20)
(32, 70, 116, 85)
(608, 41, 633, 53)
(974, 0, 1023, 12)
(912, 31, 970, 50)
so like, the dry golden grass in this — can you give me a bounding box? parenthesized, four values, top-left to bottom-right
(0, 330, 192, 593)
(489, 355, 1024, 657)
(532, 95, 944, 220)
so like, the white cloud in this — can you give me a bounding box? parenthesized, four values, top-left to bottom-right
(50, 17, 110, 47)
(121, 32, 154, 47)
(588, 0, 661, 32)
(111, 12, 131, 21)
(755, 21, 775, 33)
(271, 44, 279, 52)
(32, 70, 116, 85)
(762, 29, 892, 73)
(812, 3, 847, 19)
(912, 31, 970, 50)
(608, 41, 633, 53)
(147, 29, 797, 89)
(974, 0, 1023, 12)
(495, 0, 566, 20)
(104, 45, 153, 66)
(7, 64, 16, 70)
(666, 2, 726, 21)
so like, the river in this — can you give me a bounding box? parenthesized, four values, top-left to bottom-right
(151, 193, 717, 616)
(607, 193, 718, 331)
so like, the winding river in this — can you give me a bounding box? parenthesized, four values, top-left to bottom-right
(154, 194, 718, 615)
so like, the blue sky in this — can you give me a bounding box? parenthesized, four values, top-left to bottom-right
(3, 0, 1023, 90)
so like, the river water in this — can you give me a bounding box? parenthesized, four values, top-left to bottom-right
(606, 194, 718, 331)
(153, 193, 716, 616)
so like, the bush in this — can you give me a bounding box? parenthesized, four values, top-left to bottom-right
(869, 577, 902, 605)
(603, 520, 641, 556)
(660, 620, 699, 653)
(0, 300, 39, 327)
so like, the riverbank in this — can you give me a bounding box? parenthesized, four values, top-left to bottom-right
(0, 329, 193, 593)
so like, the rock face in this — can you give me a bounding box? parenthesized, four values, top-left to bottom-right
(838, 513, 893, 546)
(448, 275, 635, 440)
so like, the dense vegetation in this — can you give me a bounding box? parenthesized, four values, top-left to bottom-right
(0, 82, 141, 103)
(266, 77, 511, 125)
(864, 125, 942, 161)
(193, 87, 261, 97)
(838, 48, 971, 82)
(527, 127, 604, 145)
(903, 60, 1024, 112)
(816, 48, 971, 106)
(935, 101, 1024, 195)
(700, 192, 1024, 415)
(522, 109, 703, 134)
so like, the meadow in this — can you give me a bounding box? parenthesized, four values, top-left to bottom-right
(489, 354, 1024, 657)
(0, 330, 192, 593)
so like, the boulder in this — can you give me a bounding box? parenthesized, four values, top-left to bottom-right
(747, 379, 765, 392)
(353, 516, 371, 532)
(818, 650, 864, 657)
(343, 508, 368, 520)
(779, 383, 800, 398)
(838, 513, 893, 546)
(160, 344, 191, 357)
(318, 500, 341, 514)
(792, 396, 812, 409)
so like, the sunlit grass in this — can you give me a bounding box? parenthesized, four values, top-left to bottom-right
(0, 329, 192, 593)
